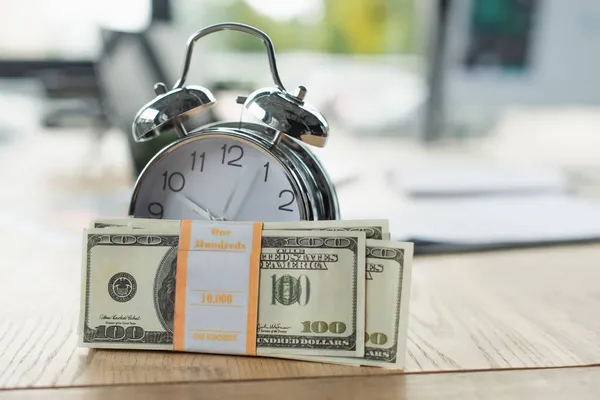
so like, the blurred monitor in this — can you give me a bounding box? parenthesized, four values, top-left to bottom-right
(151, 0, 173, 22)
(441, 0, 600, 131)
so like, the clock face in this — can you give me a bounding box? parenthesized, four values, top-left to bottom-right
(131, 135, 302, 222)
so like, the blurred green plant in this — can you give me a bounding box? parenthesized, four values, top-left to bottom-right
(191, 0, 416, 54)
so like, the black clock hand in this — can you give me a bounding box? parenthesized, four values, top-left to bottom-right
(175, 193, 224, 220)
(221, 165, 261, 219)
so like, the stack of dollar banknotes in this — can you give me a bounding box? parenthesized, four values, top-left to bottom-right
(80, 218, 413, 369)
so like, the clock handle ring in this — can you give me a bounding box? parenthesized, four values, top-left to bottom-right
(173, 22, 286, 92)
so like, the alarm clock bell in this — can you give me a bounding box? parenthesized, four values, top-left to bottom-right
(242, 86, 329, 147)
(131, 23, 328, 148)
(132, 83, 216, 142)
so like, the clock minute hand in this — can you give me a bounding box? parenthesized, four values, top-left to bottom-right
(221, 165, 262, 220)
(175, 193, 223, 221)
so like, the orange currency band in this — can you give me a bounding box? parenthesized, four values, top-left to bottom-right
(245, 222, 262, 356)
(173, 220, 192, 351)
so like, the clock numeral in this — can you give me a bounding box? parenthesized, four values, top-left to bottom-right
(221, 144, 244, 167)
(147, 202, 164, 219)
(263, 162, 270, 182)
(191, 151, 205, 172)
(278, 189, 295, 212)
(162, 171, 185, 192)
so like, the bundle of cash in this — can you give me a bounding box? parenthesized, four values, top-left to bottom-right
(80, 218, 413, 369)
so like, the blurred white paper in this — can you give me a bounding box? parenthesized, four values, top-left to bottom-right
(390, 194, 600, 245)
(387, 161, 570, 197)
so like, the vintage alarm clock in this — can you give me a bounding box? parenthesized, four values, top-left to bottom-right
(128, 23, 339, 222)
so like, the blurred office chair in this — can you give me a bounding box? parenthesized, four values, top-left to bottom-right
(95, 26, 217, 175)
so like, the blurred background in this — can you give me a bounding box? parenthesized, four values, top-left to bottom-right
(2, 0, 600, 255)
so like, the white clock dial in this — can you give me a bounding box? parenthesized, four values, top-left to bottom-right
(131, 135, 301, 222)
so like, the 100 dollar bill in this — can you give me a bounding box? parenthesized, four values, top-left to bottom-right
(257, 230, 365, 357)
(80, 228, 366, 358)
(90, 218, 389, 240)
(276, 240, 413, 368)
(355, 240, 412, 368)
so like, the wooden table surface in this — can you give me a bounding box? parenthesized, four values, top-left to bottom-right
(3, 366, 600, 400)
(2, 120, 600, 397)
(1, 239, 599, 392)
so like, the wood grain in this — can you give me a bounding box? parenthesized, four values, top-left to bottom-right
(3, 367, 600, 399)
(407, 245, 600, 371)
(2, 236, 600, 389)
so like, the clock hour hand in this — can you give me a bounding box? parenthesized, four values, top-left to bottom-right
(175, 193, 224, 221)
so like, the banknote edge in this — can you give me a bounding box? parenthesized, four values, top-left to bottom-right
(363, 240, 411, 364)
(394, 242, 414, 369)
